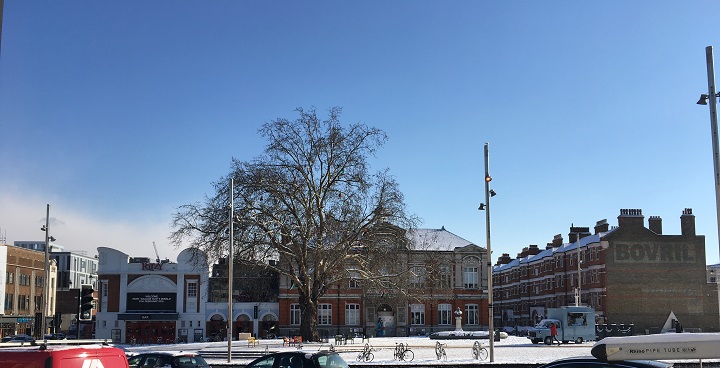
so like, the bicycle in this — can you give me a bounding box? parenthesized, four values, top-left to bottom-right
(435, 341, 447, 361)
(393, 342, 414, 362)
(356, 343, 375, 362)
(472, 340, 489, 361)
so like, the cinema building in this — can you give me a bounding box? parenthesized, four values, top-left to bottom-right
(493, 208, 720, 333)
(94, 247, 209, 344)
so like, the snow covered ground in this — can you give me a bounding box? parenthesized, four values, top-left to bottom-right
(119, 335, 720, 366)
(120, 335, 596, 365)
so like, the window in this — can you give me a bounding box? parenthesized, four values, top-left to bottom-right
(411, 266, 425, 288)
(410, 304, 425, 325)
(290, 304, 301, 325)
(463, 267, 478, 289)
(5, 272, 13, 284)
(438, 304, 452, 325)
(345, 304, 360, 325)
(466, 304, 478, 325)
(439, 266, 451, 288)
(19, 295, 30, 310)
(187, 281, 198, 298)
(348, 270, 360, 289)
(317, 304, 332, 325)
(4, 294, 13, 310)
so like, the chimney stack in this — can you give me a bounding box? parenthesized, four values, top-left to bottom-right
(618, 208, 644, 229)
(594, 219, 609, 234)
(568, 226, 591, 243)
(648, 215, 663, 234)
(681, 208, 696, 236)
(497, 253, 513, 265)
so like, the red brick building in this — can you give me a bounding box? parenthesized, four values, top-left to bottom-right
(493, 208, 719, 333)
(276, 226, 489, 337)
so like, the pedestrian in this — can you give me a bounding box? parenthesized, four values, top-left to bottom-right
(376, 318, 384, 337)
(550, 323, 561, 345)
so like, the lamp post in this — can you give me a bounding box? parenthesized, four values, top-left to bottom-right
(478, 143, 495, 362)
(228, 179, 234, 363)
(40, 204, 52, 339)
(698, 45, 720, 259)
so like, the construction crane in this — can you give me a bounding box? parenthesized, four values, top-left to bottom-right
(152, 241, 161, 263)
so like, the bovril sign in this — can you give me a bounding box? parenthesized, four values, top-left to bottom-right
(613, 243, 696, 263)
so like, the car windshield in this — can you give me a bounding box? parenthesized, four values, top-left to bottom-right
(536, 320, 554, 328)
(175, 355, 209, 368)
(315, 353, 349, 368)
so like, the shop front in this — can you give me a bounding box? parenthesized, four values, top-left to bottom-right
(120, 291, 179, 344)
(0, 316, 34, 337)
(119, 313, 180, 344)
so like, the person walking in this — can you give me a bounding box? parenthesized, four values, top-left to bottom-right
(550, 323, 561, 345)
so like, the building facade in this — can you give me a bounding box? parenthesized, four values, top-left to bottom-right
(49, 250, 99, 337)
(276, 226, 489, 338)
(0, 244, 57, 337)
(493, 208, 720, 333)
(205, 258, 279, 340)
(94, 247, 209, 344)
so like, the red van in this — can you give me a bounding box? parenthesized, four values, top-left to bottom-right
(0, 344, 129, 368)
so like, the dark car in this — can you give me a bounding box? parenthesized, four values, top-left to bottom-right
(127, 351, 210, 368)
(245, 350, 349, 368)
(1, 334, 36, 343)
(538, 356, 673, 368)
(43, 333, 66, 340)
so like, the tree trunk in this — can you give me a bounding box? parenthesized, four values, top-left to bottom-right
(299, 295, 320, 342)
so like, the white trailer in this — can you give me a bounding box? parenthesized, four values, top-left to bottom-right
(527, 306, 595, 345)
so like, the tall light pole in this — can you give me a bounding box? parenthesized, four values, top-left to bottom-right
(483, 143, 495, 362)
(698, 46, 720, 259)
(228, 179, 234, 362)
(40, 204, 51, 339)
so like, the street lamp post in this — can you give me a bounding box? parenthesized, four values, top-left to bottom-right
(40, 204, 51, 339)
(228, 179, 234, 363)
(698, 46, 720, 259)
(483, 143, 495, 362)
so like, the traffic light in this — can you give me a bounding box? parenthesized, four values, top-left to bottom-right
(79, 284, 94, 321)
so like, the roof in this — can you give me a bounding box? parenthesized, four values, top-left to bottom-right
(494, 229, 617, 272)
(405, 227, 480, 251)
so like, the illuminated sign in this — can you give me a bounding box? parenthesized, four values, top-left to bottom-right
(126, 293, 176, 312)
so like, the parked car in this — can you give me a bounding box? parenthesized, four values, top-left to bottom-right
(0, 345, 128, 368)
(44, 333, 66, 340)
(1, 334, 36, 343)
(244, 350, 349, 368)
(538, 357, 673, 368)
(127, 351, 210, 368)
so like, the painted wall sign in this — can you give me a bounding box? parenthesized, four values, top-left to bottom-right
(613, 243, 696, 263)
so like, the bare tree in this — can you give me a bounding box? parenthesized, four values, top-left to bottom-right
(170, 107, 417, 341)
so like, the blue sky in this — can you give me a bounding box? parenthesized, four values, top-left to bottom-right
(2, 1, 720, 264)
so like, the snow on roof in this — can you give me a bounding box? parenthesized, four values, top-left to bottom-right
(405, 227, 479, 251)
(494, 230, 615, 272)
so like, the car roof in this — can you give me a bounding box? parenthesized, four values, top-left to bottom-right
(134, 351, 201, 357)
(540, 356, 673, 368)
